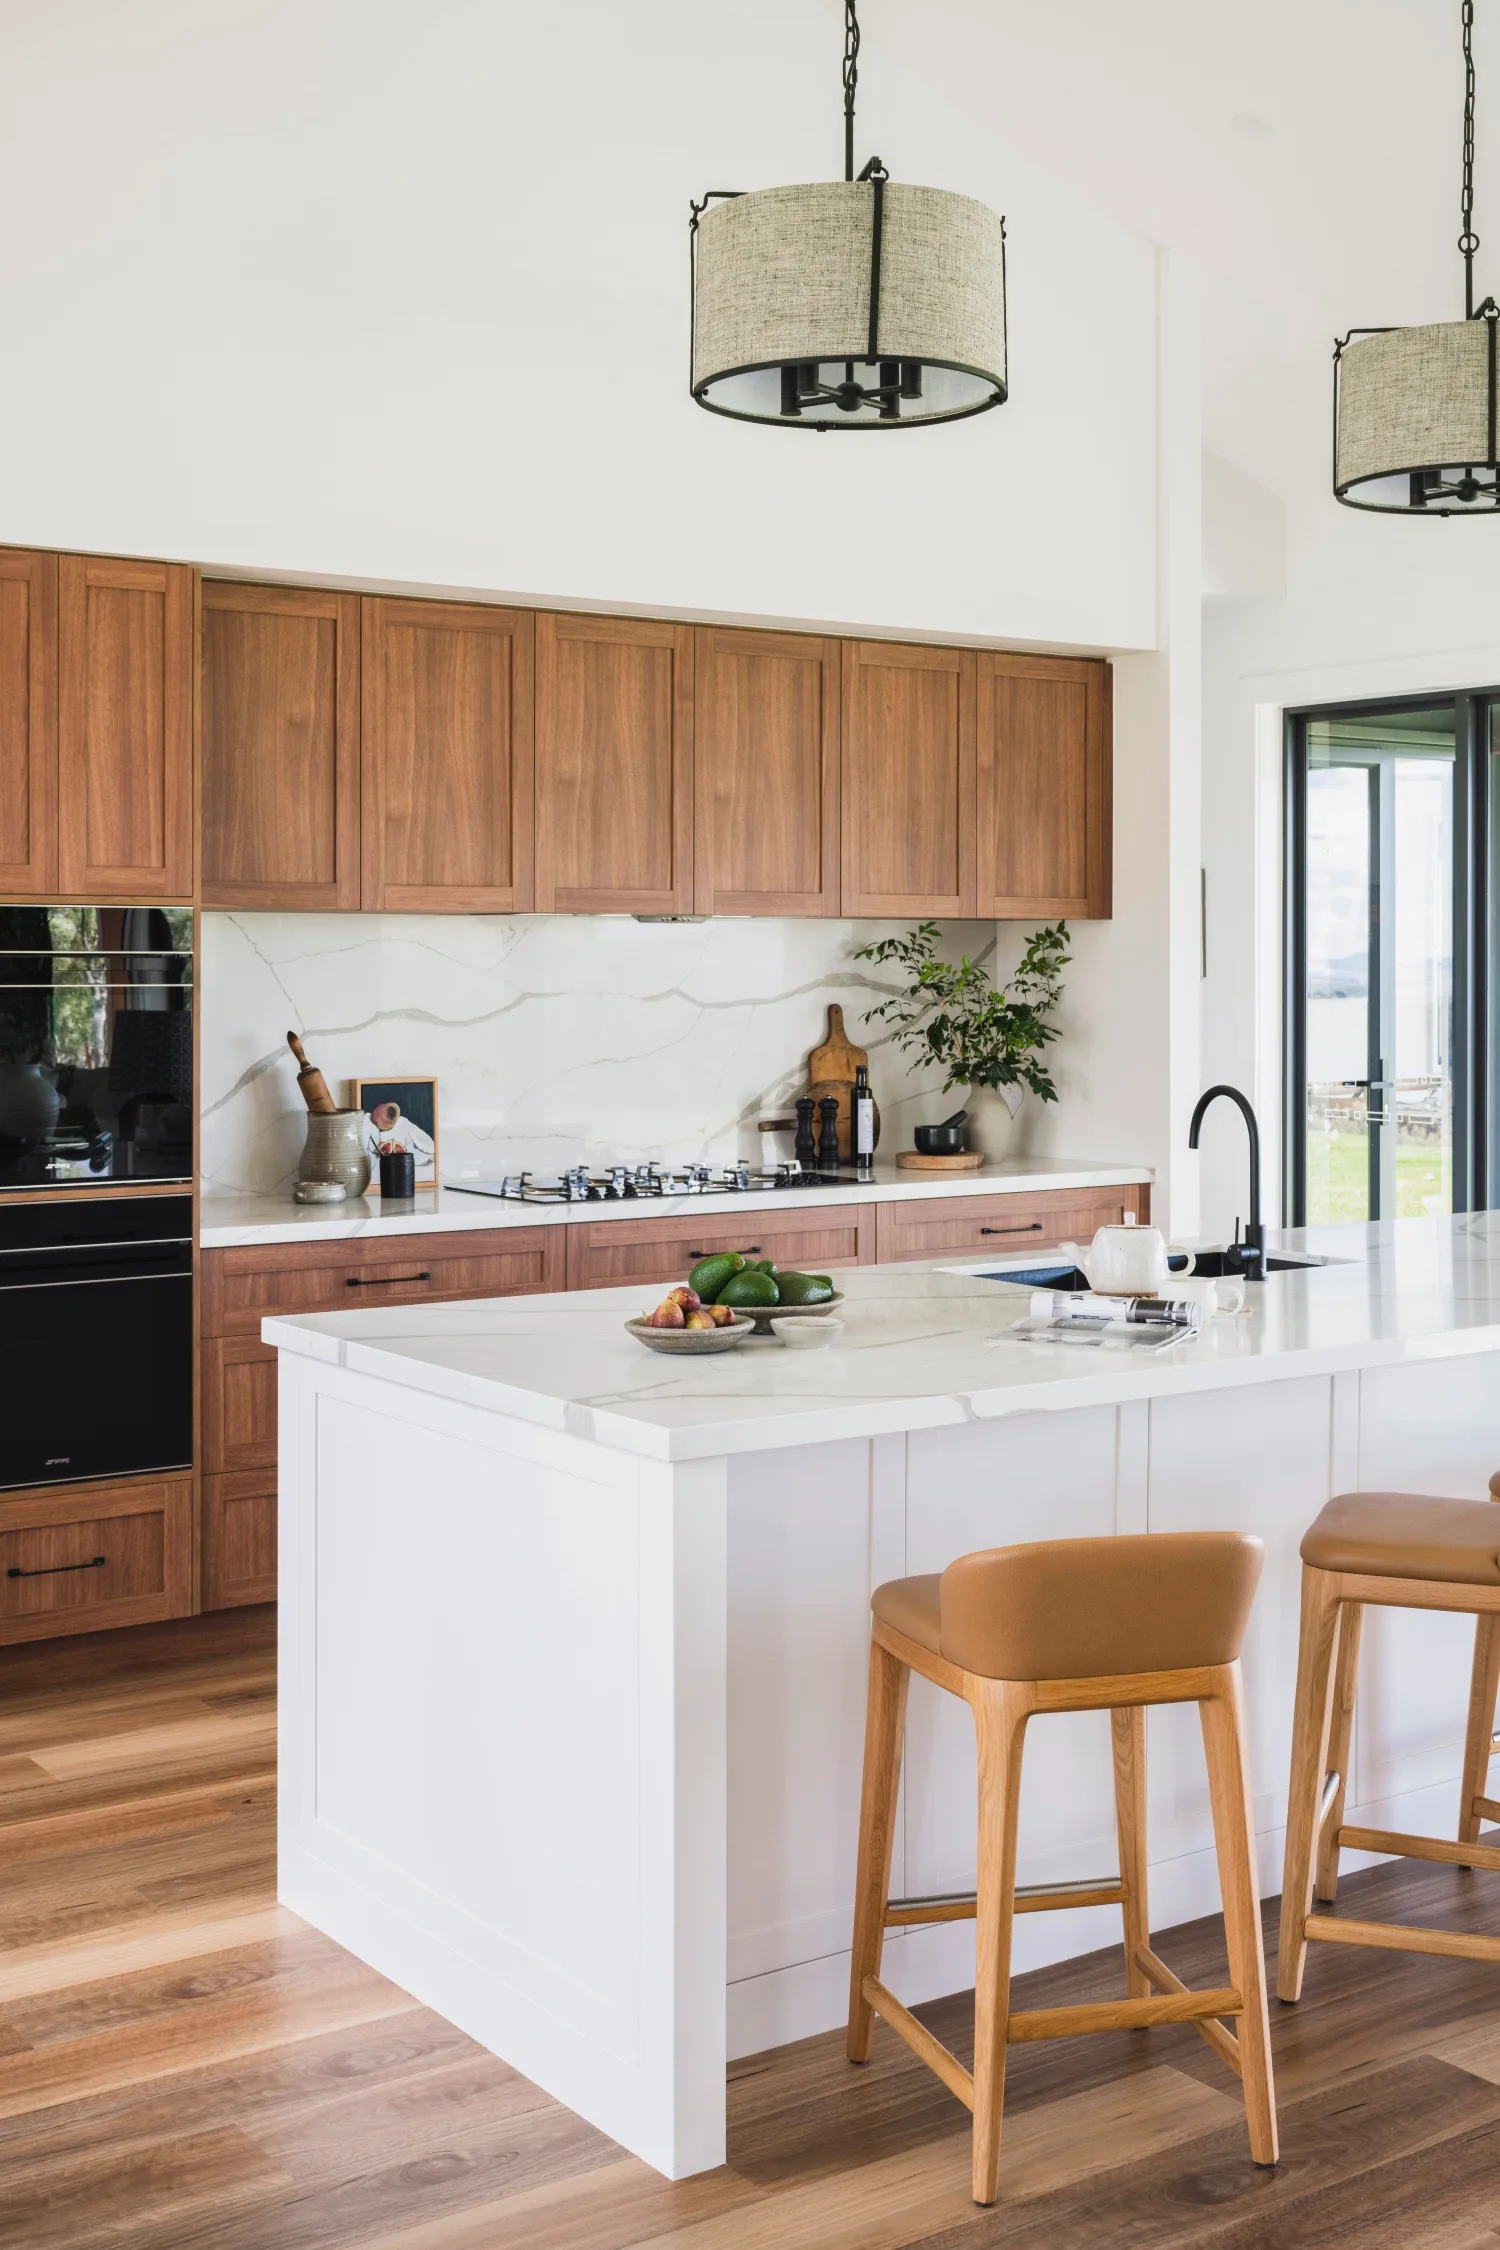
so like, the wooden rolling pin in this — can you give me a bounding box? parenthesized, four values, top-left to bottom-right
(286, 1031, 337, 1115)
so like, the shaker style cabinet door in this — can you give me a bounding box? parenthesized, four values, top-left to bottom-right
(361, 598, 534, 913)
(57, 555, 194, 900)
(978, 652, 1112, 919)
(534, 612, 693, 913)
(693, 626, 840, 916)
(201, 582, 361, 910)
(0, 549, 58, 897)
(840, 639, 977, 917)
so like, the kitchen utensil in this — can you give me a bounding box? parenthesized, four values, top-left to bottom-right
(914, 1109, 968, 1155)
(807, 1003, 879, 1162)
(1163, 1274, 1247, 1316)
(737, 1290, 845, 1338)
(296, 1109, 371, 1197)
(770, 1315, 845, 1349)
(625, 1314, 754, 1355)
(1058, 1216, 1196, 1297)
(286, 1031, 337, 1115)
(896, 1150, 985, 1171)
(817, 1095, 842, 1173)
(794, 1097, 817, 1169)
(293, 1180, 349, 1204)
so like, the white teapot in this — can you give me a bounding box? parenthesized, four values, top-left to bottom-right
(1060, 1215, 1196, 1297)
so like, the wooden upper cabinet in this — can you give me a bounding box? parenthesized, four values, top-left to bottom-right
(840, 640, 977, 917)
(978, 653, 1112, 919)
(534, 613, 693, 913)
(362, 598, 534, 913)
(0, 550, 58, 897)
(201, 582, 360, 911)
(57, 555, 193, 900)
(693, 626, 839, 916)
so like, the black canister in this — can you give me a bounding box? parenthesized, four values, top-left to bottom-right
(379, 1148, 417, 1198)
(794, 1096, 817, 1170)
(818, 1095, 842, 1174)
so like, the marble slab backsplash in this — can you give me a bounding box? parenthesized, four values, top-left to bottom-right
(200, 912, 1010, 1197)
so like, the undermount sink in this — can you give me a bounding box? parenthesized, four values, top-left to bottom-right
(976, 1249, 1337, 1291)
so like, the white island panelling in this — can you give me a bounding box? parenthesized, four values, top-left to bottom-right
(268, 1215, 1500, 2179)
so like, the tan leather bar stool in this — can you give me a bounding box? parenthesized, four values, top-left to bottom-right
(847, 1531, 1278, 2206)
(1279, 1481, 1500, 2000)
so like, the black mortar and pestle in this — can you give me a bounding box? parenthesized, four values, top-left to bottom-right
(913, 1109, 968, 1157)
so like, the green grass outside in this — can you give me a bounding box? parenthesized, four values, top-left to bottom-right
(1307, 1126, 1451, 1224)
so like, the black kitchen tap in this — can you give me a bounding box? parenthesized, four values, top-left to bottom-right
(1188, 1084, 1266, 1280)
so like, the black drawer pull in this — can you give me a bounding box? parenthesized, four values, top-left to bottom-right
(979, 1223, 1044, 1236)
(688, 1247, 762, 1259)
(346, 1271, 432, 1288)
(7, 1554, 107, 1580)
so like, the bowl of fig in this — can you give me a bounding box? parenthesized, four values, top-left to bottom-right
(625, 1285, 755, 1354)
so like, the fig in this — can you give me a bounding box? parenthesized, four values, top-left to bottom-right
(646, 1299, 686, 1328)
(704, 1303, 735, 1326)
(684, 1309, 716, 1330)
(665, 1286, 702, 1311)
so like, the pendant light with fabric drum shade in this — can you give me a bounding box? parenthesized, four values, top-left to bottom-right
(1334, 2, 1500, 513)
(689, 3, 1007, 430)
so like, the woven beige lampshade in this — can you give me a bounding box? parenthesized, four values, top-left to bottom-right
(690, 178, 1007, 428)
(1335, 316, 1500, 512)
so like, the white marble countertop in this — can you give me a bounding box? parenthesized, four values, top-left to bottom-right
(264, 1212, 1500, 1463)
(200, 1156, 1152, 1248)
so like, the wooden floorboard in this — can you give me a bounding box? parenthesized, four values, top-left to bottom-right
(2, 1607, 1500, 2248)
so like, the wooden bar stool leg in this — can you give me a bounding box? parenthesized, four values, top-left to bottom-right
(1111, 1705, 1151, 1998)
(1458, 1613, 1500, 1865)
(1277, 1564, 1342, 2003)
(1315, 1602, 1362, 1903)
(970, 1680, 1030, 2207)
(1200, 1666, 1279, 2167)
(847, 1639, 910, 2063)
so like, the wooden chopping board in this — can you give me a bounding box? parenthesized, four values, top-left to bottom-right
(807, 1004, 879, 1163)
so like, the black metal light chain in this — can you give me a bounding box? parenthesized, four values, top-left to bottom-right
(1462, 0, 1480, 315)
(843, 0, 860, 183)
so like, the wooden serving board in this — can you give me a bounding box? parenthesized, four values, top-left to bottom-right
(896, 1150, 986, 1171)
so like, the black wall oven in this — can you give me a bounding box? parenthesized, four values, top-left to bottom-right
(0, 1195, 193, 1492)
(0, 906, 193, 1191)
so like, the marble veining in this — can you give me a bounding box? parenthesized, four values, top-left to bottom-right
(265, 1213, 1500, 1461)
(200, 911, 1020, 1197)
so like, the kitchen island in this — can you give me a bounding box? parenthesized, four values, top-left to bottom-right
(267, 1214, 1500, 2178)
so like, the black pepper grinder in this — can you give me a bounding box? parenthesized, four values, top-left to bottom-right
(794, 1096, 817, 1171)
(817, 1095, 842, 1175)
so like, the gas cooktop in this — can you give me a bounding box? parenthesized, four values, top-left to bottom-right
(449, 1163, 853, 1206)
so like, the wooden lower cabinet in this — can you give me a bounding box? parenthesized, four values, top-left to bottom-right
(198, 1225, 565, 1612)
(565, 1205, 876, 1292)
(874, 1183, 1150, 1264)
(0, 1478, 192, 1644)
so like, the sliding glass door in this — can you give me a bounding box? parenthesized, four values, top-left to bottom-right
(1286, 696, 1485, 1226)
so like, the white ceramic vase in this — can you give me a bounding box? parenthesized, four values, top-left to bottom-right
(962, 1085, 1019, 1162)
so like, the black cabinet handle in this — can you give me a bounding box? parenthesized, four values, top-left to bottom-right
(688, 1247, 762, 1259)
(346, 1271, 432, 1287)
(979, 1223, 1044, 1236)
(7, 1554, 106, 1580)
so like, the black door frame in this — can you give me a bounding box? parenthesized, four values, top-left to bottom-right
(1284, 690, 1491, 1226)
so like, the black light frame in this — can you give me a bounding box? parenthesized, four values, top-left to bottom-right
(1332, 309, 1500, 514)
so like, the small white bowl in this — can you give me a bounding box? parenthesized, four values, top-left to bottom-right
(770, 1316, 845, 1350)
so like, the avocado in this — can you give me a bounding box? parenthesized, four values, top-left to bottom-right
(717, 1269, 780, 1308)
(688, 1252, 746, 1302)
(776, 1271, 835, 1306)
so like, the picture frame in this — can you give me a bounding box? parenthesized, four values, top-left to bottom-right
(350, 1076, 439, 1190)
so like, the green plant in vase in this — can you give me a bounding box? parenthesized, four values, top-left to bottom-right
(855, 921, 1070, 1160)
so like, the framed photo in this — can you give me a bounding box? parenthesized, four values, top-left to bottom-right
(350, 1076, 439, 1189)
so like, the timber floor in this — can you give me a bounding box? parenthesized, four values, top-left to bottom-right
(2, 1609, 1500, 2249)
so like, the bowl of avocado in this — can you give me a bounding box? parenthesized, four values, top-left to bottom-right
(685, 1252, 844, 1337)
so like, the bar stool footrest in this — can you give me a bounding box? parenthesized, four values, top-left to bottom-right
(1305, 1915, 1500, 1964)
(861, 1978, 975, 2111)
(1475, 1795, 1500, 1823)
(1007, 1987, 1242, 2044)
(1134, 1944, 1243, 2077)
(1337, 1824, 1500, 1874)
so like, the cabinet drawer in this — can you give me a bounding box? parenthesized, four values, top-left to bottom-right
(202, 1226, 565, 1335)
(875, 1185, 1149, 1264)
(203, 1474, 277, 1611)
(0, 1479, 192, 1644)
(202, 1337, 278, 1473)
(566, 1205, 875, 1293)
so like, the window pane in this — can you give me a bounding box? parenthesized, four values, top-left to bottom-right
(1304, 763, 1370, 1223)
(1391, 756, 1452, 1216)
